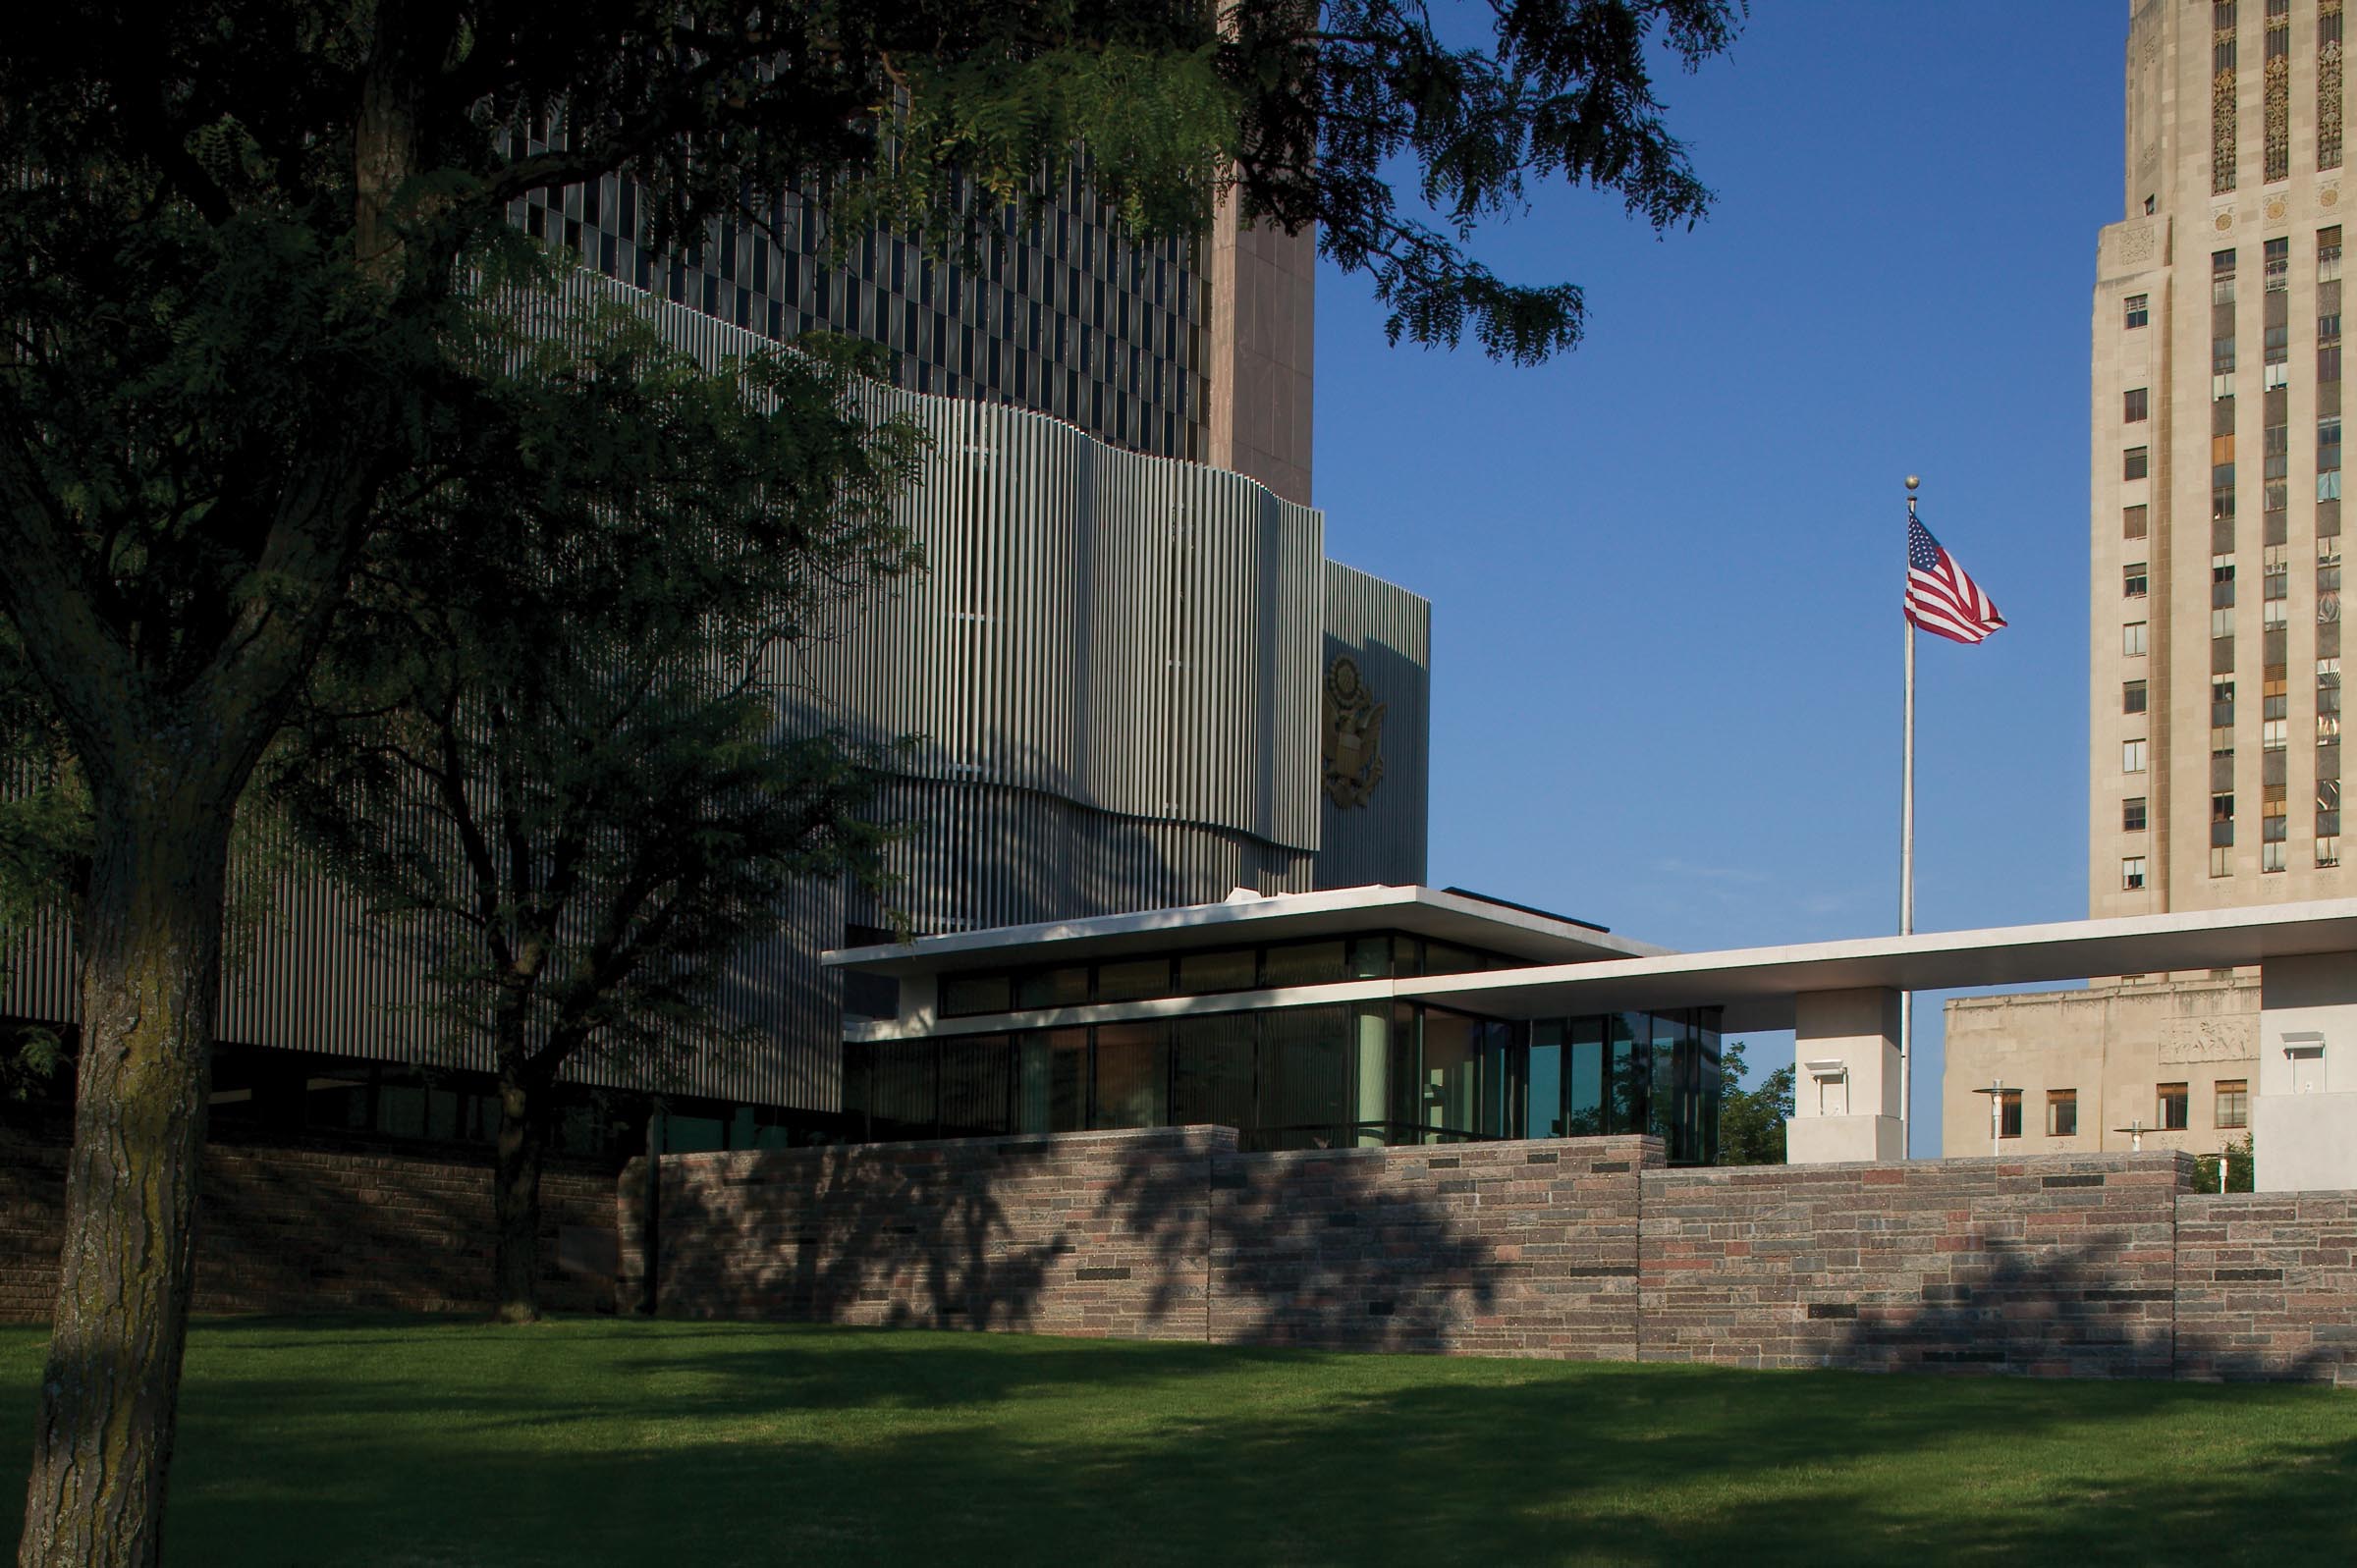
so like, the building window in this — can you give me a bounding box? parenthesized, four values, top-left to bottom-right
(2124, 563, 2149, 599)
(2126, 293, 2151, 329)
(2124, 678, 2149, 715)
(2216, 1078, 2250, 1129)
(2125, 387, 2150, 423)
(2123, 796, 2148, 832)
(2265, 839, 2288, 871)
(1997, 1089, 2022, 1139)
(2126, 446, 2150, 480)
(2212, 843, 2233, 877)
(2125, 503, 2149, 539)
(2215, 606, 2238, 637)
(2159, 1081, 2191, 1131)
(2123, 738, 2149, 774)
(2048, 1089, 2078, 1138)
(2123, 855, 2149, 891)
(2125, 621, 2148, 657)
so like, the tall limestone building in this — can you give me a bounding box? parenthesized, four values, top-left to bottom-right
(1946, 0, 2347, 1164)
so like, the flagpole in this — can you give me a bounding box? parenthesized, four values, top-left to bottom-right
(1900, 475, 1920, 1160)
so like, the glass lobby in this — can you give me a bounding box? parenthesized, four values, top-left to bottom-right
(844, 1003, 1722, 1162)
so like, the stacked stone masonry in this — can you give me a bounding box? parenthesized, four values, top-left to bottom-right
(640, 1129, 2357, 1386)
(0, 1126, 617, 1321)
(1639, 1158, 2184, 1378)
(2175, 1191, 2357, 1384)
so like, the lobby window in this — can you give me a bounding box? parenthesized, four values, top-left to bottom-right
(2124, 678, 2149, 715)
(2125, 446, 2150, 481)
(2123, 796, 2148, 832)
(2125, 621, 2148, 657)
(2123, 562, 2149, 598)
(2123, 738, 2149, 774)
(2216, 1078, 2250, 1129)
(2047, 1089, 2079, 1138)
(2122, 855, 2149, 891)
(2159, 1081, 2191, 1131)
(2125, 503, 2149, 539)
(2126, 294, 2151, 330)
(2125, 387, 2150, 423)
(1997, 1090, 2022, 1140)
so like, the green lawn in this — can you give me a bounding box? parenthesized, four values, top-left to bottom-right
(0, 1319, 2348, 1565)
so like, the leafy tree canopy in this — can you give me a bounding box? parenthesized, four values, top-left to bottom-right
(1716, 1039, 1791, 1165)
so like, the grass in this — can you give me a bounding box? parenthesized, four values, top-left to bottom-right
(0, 1318, 2348, 1566)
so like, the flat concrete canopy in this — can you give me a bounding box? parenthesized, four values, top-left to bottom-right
(1399, 898, 2357, 1032)
(822, 884, 1668, 975)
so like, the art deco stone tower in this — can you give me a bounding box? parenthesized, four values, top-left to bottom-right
(2091, 0, 2349, 915)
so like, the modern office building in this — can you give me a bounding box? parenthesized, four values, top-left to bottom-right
(512, 152, 1316, 504)
(1946, 0, 2353, 1169)
(4, 180, 1406, 1155)
(833, 887, 2357, 1186)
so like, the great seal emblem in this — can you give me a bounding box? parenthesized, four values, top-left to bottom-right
(1321, 655, 1386, 808)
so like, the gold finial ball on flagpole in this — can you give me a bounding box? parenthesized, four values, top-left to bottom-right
(1904, 475, 1920, 491)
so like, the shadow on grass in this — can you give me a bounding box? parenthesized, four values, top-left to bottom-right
(0, 1320, 2336, 1567)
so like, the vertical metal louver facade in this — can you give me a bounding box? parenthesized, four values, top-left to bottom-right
(4, 272, 1430, 1113)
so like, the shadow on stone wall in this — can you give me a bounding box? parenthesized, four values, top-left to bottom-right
(1817, 1231, 2179, 1379)
(1110, 1143, 1505, 1354)
(650, 1131, 1511, 1351)
(0, 1122, 615, 1322)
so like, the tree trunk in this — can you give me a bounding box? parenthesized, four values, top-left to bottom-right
(491, 1067, 549, 1325)
(18, 783, 232, 1568)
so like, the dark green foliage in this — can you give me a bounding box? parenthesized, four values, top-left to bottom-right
(0, 1, 1744, 1547)
(281, 301, 923, 1098)
(2192, 1133, 2257, 1194)
(1716, 1038, 1793, 1165)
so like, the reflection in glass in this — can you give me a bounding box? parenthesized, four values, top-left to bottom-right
(1261, 941, 1349, 988)
(1565, 1017, 1606, 1136)
(1527, 1021, 1564, 1140)
(1016, 1029, 1089, 1134)
(861, 1039, 937, 1140)
(940, 973, 1012, 1016)
(1421, 1008, 1483, 1139)
(1177, 948, 1257, 995)
(1093, 1020, 1170, 1127)
(1262, 1004, 1354, 1147)
(1172, 1016, 1255, 1131)
(939, 1035, 1013, 1136)
(1016, 966, 1090, 1009)
(1094, 957, 1172, 1002)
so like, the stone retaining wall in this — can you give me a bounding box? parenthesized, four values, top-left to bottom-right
(638, 1129, 2357, 1384)
(1640, 1157, 2185, 1378)
(0, 1126, 618, 1321)
(2175, 1190, 2357, 1384)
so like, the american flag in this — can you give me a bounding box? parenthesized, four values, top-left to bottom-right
(1905, 516, 2006, 645)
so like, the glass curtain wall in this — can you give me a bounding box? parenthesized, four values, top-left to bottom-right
(847, 1004, 1722, 1161)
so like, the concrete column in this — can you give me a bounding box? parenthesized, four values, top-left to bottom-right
(2255, 952, 2357, 1191)
(1784, 987, 1906, 1163)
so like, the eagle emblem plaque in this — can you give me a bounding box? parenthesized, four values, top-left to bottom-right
(1321, 655, 1386, 808)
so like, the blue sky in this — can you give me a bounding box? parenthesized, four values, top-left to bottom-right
(1311, 3, 2131, 1153)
